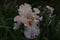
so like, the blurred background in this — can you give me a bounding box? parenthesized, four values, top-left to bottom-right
(0, 0, 60, 40)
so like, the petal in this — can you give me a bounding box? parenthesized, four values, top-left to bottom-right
(33, 20, 39, 25)
(46, 5, 54, 13)
(46, 5, 54, 10)
(18, 3, 32, 17)
(24, 29, 31, 39)
(33, 8, 40, 14)
(13, 15, 21, 30)
(13, 22, 20, 30)
(14, 15, 21, 22)
(39, 16, 43, 21)
(32, 26, 40, 35)
(24, 27, 36, 39)
(24, 3, 31, 9)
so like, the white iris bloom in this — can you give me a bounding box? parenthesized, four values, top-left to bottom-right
(13, 3, 43, 39)
(46, 5, 54, 17)
(46, 5, 54, 14)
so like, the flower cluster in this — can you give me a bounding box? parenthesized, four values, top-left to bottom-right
(13, 3, 43, 39)
(13, 3, 54, 39)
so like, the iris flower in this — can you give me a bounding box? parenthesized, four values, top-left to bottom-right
(46, 5, 54, 17)
(13, 3, 43, 39)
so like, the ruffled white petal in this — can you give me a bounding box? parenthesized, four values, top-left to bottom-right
(24, 25, 40, 39)
(33, 8, 40, 14)
(39, 16, 43, 21)
(13, 15, 21, 30)
(14, 15, 21, 21)
(18, 3, 32, 17)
